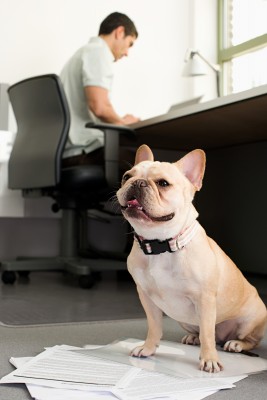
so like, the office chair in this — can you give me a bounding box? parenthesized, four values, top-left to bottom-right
(0, 74, 135, 288)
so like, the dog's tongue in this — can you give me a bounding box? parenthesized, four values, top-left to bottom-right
(127, 199, 142, 208)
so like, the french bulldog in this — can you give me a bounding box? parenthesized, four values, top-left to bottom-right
(116, 144, 267, 373)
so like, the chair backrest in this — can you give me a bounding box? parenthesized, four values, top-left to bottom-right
(8, 74, 70, 189)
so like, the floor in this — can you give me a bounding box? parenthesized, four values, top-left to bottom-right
(0, 268, 266, 327)
(0, 270, 145, 326)
(0, 269, 266, 400)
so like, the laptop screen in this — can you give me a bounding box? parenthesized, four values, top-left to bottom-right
(168, 95, 203, 113)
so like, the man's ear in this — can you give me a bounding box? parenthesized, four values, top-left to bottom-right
(175, 149, 206, 191)
(114, 25, 125, 39)
(134, 144, 154, 165)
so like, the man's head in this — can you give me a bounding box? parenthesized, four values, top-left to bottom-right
(99, 12, 138, 38)
(99, 12, 138, 61)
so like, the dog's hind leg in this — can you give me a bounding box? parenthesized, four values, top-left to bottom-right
(223, 309, 267, 353)
(180, 323, 200, 345)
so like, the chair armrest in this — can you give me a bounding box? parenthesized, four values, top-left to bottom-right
(85, 122, 136, 188)
(85, 121, 135, 136)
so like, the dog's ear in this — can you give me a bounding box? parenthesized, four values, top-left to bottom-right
(134, 144, 154, 165)
(175, 149, 206, 191)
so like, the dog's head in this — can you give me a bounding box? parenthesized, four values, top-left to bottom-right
(117, 145, 206, 239)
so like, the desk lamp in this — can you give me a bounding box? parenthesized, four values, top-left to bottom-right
(183, 48, 221, 97)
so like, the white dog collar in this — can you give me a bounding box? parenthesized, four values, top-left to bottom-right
(134, 220, 200, 255)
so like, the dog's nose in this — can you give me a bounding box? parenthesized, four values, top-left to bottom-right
(133, 179, 148, 188)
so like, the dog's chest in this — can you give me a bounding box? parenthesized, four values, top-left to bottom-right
(132, 253, 197, 323)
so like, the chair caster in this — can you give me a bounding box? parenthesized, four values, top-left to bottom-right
(78, 274, 95, 289)
(18, 271, 30, 278)
(2, 271, 17, 284)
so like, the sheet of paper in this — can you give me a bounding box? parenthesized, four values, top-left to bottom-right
(87, 338, 267, 378)
(112, 369, 235, 400)
(26, 384, 118, 400)
(9, 355, 118, 400)
(4, 359, 240, 400)
(5, 346, 241, 400)
(9, 357, 32, 368)
(113, 373, 247, 400)
(1, 346, 134, 388)
(26, 384, 217, 400)
(4, 348, 248, 400)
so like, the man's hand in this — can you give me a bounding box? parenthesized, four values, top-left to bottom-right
(121, 114, 140, 125)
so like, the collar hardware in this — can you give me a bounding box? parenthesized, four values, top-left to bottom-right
(134, 220, 200, 255)
(135, 235, 175, 255)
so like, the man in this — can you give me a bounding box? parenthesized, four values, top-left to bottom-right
(60, 12, 139, 167)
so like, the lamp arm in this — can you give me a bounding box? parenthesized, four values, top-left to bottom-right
(195, 51, 220, 73)
(195, 51, 221, 96)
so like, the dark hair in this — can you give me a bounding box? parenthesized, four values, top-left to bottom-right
(99, 12, 138, 38)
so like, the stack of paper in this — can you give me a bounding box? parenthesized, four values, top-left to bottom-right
(1, 338, 267, 400)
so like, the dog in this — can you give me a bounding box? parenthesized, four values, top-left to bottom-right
(116, 144, 267, 373)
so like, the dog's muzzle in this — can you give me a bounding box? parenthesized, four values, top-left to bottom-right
(120, 179, 175, 222)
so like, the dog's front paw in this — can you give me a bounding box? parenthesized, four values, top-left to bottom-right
(130, 344, 157, 358)
(199, 357, 224, 373)
(199, 358, 224, 373)
(182, 334, 200, 346)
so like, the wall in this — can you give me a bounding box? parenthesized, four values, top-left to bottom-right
(189, 0, 219, 100)
(0, 0, 218, 121)
(0, 0, 218, 260)
(1, 0, 184, 121)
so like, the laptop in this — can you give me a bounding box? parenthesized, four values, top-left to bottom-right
(168, 95, 203, 113)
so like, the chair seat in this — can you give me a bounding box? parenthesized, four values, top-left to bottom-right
(60, 165, 106, 190)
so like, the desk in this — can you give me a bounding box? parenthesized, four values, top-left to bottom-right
(125, 85, 267, 275)
(127, 84, 267, 151)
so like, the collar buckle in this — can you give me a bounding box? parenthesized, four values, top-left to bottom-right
(134, 220, 200, 256)
(135, 235, 174, 255)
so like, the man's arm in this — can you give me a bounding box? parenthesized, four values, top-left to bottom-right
(85, 86, 139, 125)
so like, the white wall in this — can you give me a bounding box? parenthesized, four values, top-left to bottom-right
(0, 0, 218, 260)
(0, 0, 217, 122)
(191, 0, 219, 100)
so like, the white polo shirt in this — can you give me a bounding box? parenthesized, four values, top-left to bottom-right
(60, 37, 114, 157)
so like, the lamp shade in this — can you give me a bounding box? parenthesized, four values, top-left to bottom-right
(182, 48, 221, 96)
(182, 57, 207, 77)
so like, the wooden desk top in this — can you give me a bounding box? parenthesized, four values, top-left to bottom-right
(125, 85, 267, 151)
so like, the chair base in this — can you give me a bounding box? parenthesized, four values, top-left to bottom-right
(0, 207, 128, 288)
(0, 256, 126, 288)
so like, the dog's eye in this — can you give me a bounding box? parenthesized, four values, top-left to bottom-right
(122, 174, 131, 182)
(157, 179, 169, 187)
